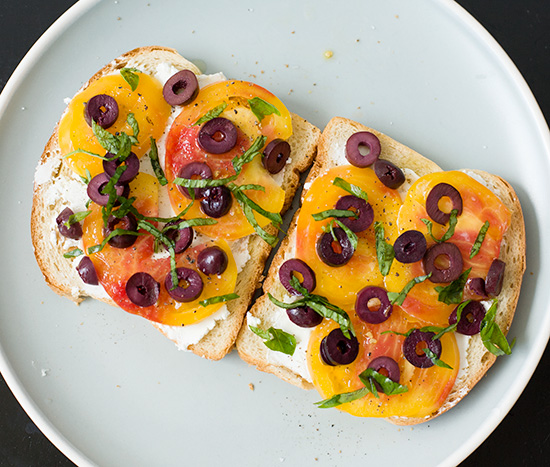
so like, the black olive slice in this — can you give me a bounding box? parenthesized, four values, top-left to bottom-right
(345, 131, 381, 167)
(87, 173, 129, 206)
(316, 228, 354, 267)
(426, 183, 463, 225)
(163, 70, 199, 106)
(373, 159, 405, 189)
(466, 277, 487, 298)
(393, 230, 427, 264)
(334, 195, 374, 233)
(403, 329, 442, 368)
(76, 256, 98, 285)
(263, 139, 291, 174)
(355, 286, 393, 324)
(485, 259, 506, 296)
(103, 213, 138, 249)
(200, 186, 232, 218)
(367, 356, 401, 391)
(449, 301, 486, 335)
(165, 267, 204, 302)
(103, 152, 140, 184)
(278, 259, 316, 295)
(320, 328, 359, 366)
(163, 220, 194, 254)
(126, 272, 160, 307)
(286, 306, 323, 328)
(56, 207, 83, 240)
(198, 117, 238, 154)
(197, 246, 228, 276)
(84, 94, 119, 129)
(177, 162, 213, 200)
(423, 242, 464, 283)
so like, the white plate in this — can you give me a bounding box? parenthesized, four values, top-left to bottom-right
(1, 0, 548, 465)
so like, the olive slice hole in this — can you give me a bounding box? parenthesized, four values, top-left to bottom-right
(358, 143, 371, 156)
(212, 130, 225, 142)
(437, 196, 454, 214)
(415, 341, 429, 356)
(366, 297, 382, 312)
(434, 254, 451, 270)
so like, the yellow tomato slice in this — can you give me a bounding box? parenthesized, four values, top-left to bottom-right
(81, 173, 238, 326)
(308, 309, 459, 418)
(385, 171, 511, 325)
(295, 166, 402, 307)
(59, 73, 171, 178)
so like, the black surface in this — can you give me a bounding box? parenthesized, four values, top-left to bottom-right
(0, 1, 548, 465)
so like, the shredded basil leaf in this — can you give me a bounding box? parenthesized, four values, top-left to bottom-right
(127, 112, 139, 143)
(421, 209, 459, 243)
(194, 102, 228, 126)
(79, 168, 93, 185)
(147, 137, 167, 186)
(480, 299, 514, 356)
(63, 248, 84, 258)
(311, 209, 357, 221)
(429, 300, 470, 340)
(232, 136, 267, 174)
(470, 221, 490, 259)
(63, 148, 107, 161)
(91, 120, 121, 154)
(422, 347, 453, 369)
(374, 222, 395, 276)
(199, 293, 239, 307)
(120, 67, 140, 91)
(64, 210, 91, 228)
(87, 228, 144, 254)
(249, 325, 296, 355)
(248, 97, 280, 122)
(332, 177, 369, 202)
(332, 218, 358, 251)
(387, 273, 431, 306)
(101, 164, 127, 225)
(434, 268, 471, 305)
(358, 368, 409, 397)
(315, 387, 370, 409)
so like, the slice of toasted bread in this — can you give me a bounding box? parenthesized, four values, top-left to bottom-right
(31, 46, 320, 360)
(236, 116, 525, 423)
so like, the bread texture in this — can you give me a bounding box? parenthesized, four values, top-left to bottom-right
(236, 116, 526, 422)
(31, 46, 320, 361)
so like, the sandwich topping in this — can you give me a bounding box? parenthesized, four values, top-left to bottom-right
(266, 130, 514, 419)
(54, 67, 293, 327)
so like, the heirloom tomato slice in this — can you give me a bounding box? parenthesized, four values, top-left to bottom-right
(385, 171, 511, 326)
(59, 73, 171, 178)
(81, 173, 238, 326)
(164, 80, 291, 240)
(308, 308, 459, 418)
(295, 166, 402, 307)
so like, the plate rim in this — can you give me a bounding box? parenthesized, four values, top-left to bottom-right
(0, 0, 549, 465)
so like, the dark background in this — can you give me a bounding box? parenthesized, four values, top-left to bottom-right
(0, 1, 548, 465)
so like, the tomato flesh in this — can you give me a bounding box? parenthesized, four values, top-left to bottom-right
(81, 173, 238, 326)
(295, 166, 401, 307)
(59, 73, 171, 178)
(308, 308, 459, 418)
(164, 80, 290, 240)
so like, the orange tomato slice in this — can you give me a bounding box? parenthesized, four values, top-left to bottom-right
(59, 73, 171, 178)
(81, 173, 238, 326)
(164, 80, 290, 240)
(295, 166, 402, 307)
(308, 308, 459, 418)
(385, 171, 511, 325)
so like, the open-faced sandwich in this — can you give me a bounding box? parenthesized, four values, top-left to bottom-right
(31, 46, 320, 360)
(236, 116, 525, 424)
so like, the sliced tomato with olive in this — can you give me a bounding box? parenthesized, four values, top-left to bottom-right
(385, 171, 511, 325)
(81, 173, 238, 326)
(59, 73, 171, 178)
(295, 166, 402, 307)
(308, 307, 459, 418)
(164, 80, 291, 240)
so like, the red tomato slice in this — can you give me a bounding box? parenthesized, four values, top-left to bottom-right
(385, 171, 511, 325)
(81, 173, 238, 326)
(308, 308, 459, 418)
(295, 166, 402, 307)
(164, 80, 290, 240)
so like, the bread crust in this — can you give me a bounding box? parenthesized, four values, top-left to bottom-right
(31, 47, 320, 360)
(236, 117, 526, 424)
